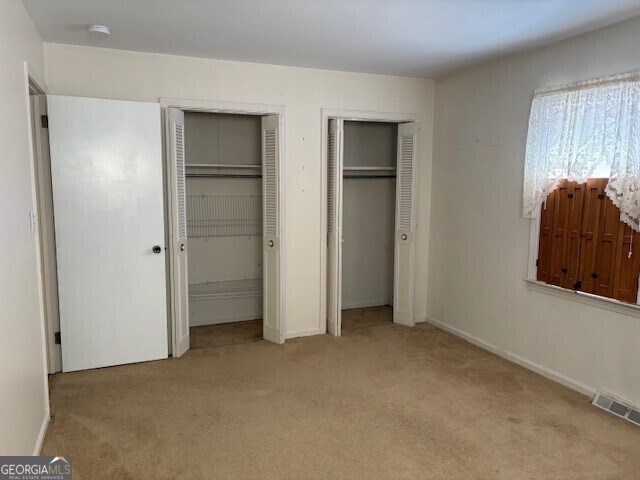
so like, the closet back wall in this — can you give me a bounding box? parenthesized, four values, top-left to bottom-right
(44, 43, 434, 337)
(185, 112, 263, 326)
(342, 121, 396, 309)
(185, 112, 261, 165)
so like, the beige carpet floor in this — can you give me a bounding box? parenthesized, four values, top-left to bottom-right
(43, 317, 640, 479)
(190, 319, 263, 349)
(341, 305, 393, 330)
(190, 305, 393, 350)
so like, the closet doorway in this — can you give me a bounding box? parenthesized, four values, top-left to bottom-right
(324, 114, 419, 336)
(164, 100, 285, 357)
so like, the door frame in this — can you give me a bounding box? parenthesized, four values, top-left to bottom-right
(320, 108, 422, 335)
(160, 98, 287, 353)
(24, 63, 62, 376)
(24, 62, 54, 453)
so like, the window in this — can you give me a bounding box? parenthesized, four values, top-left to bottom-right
(523, 70, 640, 305)
(536, 178, 640, 303)
(522, 70, 640, 239)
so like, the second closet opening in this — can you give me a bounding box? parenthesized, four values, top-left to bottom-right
(342, 121, 396, 332)
(327, 116, 419, 335)
(185, 112, 264, 348)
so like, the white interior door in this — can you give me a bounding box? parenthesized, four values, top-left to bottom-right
(394, 122, 419, 326)
(326, 118, 344, 336)
(167, 108, 190, 357)
(48, 95, 168, 372)
(262, 114, 284, 344)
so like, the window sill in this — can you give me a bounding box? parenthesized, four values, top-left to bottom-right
(524, 279, 640, 318)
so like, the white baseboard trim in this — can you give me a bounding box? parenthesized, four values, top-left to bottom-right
(426, 317, 597, 398)
(414, 315, 427, 324)
(33, 413, 50, 455)
(285, 328, 322, 340)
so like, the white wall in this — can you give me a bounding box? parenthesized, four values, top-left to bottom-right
(429, 16, 640, 405)
(44, 44, 434, 338)
(342, 178, 395, 309)
(0, 0, 48, 455)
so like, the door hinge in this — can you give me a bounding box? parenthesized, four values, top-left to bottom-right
(591, 272, 599, 279)
(573, 280, 582, 290)
(41, 114, 48, 128)
(54, 331, 61, 345)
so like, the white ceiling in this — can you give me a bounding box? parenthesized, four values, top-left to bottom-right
(21, 0, 640, 78)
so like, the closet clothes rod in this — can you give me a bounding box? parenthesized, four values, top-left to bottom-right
(342, 166, 396, 171)
(186, 163, 262, 169)
(186, 173, 262, 178)
(343, 175, 396, 179)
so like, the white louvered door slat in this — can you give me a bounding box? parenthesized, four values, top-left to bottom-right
(262, 114, 283, 344)
(264, 130, 278, 238)
(328, 129, 336, 235)
(175, 123, 187, 242)
(326, 119, 343, 336)
(394, 122, 419, 326)
(169, 108, 190, 357)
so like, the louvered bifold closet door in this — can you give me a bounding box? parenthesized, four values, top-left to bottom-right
(262, 115, 284, 344)
(168, 108, 190, 357)
(326, 119, 343, 336)
(394, 122, 419, 326)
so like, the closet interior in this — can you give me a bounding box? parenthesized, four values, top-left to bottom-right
(341, 121, 396, 330)
(184, 112, 264, 346)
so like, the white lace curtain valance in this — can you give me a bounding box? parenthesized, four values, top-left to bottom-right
(522, 70, 640, 231)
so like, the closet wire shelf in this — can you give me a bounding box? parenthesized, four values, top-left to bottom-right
(187, 194, 262, 237)
(342, 166, 397, 179)
(189, 278, 263, 300)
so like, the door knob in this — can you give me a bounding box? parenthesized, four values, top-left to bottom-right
(180, 243, 186, 252)
(152, 245, 162, 254)
(401, 234, 408, 241)
(268, 240, 274, 247)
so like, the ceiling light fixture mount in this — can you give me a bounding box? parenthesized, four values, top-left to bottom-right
(87, 24, 111, 36)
